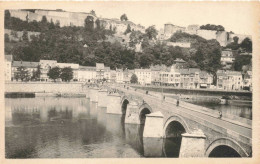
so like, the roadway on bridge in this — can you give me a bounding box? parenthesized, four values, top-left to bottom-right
(117, 87, 252, 139)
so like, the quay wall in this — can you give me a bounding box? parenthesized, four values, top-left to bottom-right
(131, 86, 252, 99)
(5, 82, 84, 93)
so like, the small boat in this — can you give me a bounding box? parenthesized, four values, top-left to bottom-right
(220, 98, 228, 105)
(219, 95, 229, 105)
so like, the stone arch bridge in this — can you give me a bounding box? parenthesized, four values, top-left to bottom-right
(85, 86, 252, 158)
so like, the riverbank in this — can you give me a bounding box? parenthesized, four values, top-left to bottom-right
(5, 92, 87, 98)
(5, 82, 89, 98)
(5, 82, 86, 93)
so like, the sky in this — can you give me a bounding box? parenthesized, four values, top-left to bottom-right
(13, 1, 258, 35)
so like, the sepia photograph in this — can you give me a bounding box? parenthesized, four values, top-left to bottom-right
(0, 1, 259, 163)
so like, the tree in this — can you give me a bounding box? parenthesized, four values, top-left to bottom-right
(145, 25, 158, 40)
(41, 16, 47, 24)
(124, 24, 132, 35)
(5, 33, 10, 42)
(232, 55, 252, 71)
(49, 19, 55, 29)
(60, 67, 73, 82)
(200, 24, 225, 31)
(120, 14, 128, 21)
(55, 20, 60, 28)
(130, 74, 138, 83)
(129, 30, 144, 48)
(233, 36, 239, 44)
(240, 37, 252, 52)
(14, 66, 30, 81)
(31, 65, 41, 81)
(85, 16, 94, 31)
(47, 66, 60, 82)
(22, 30, 29, 41)
(95, 19, 101, 30)
(40, 16, 49, 31)
(90, 10, 96, 16)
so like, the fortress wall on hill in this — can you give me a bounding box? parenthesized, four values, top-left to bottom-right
(196, 30, 217, 40)
(9, 10, 28, 21)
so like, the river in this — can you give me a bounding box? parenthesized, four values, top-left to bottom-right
(5, 97, 180, 158)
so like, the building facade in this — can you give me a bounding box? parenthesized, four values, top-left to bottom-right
(217, 70, 243, 90)
(39, 60, 57, 81)
(221, 49, 236, 70)
(12, 61, 39, 81)
(134, 69, 152, 85)
(116, 69, 124, 83)
(96, 63, 105, 81)
(77, 66, 96, 82)
(56, 62, 79, 81)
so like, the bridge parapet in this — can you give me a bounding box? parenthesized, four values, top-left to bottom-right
(105, 86, 252, 157)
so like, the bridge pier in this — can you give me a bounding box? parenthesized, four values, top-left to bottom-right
(106, 94, 122, 114)
(125, 101, 140, 124)
(179, 129, 206, 157)
(143, 111, 164, 138)
(97, 90, 108, 108)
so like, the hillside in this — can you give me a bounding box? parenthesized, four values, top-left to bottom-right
(4, 9, 228, 83)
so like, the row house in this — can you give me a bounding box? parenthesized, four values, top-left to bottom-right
(178, 69, 190, 88)
(115, 68, 135, 84)
(95, 63, 111, 82)
(199, 71, 214, 88)
(135, 69, 152, 85)
(159, 68, 213, 89)
(12, 61, 39, 81)
(116, 69, 124, 83)
(104, 67, 111, 82)
(150, 65, 170, 85)
(96, 63, 105, 81)
(56, 62, 79, 81)
(39, 60, 80, 81)
(217, 70, 243, 90)
(159, 71, 181, 87)
(123, 69, 134, 84)
(220, 49, 236, 70)
(110, 70, 117, 83)
(187, 68, 201, 89)
(77, 66, 96, 82)
(39, 60, 57, 81)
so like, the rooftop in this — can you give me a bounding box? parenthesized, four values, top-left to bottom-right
(96, 63, 105, 70)
(217, 70, 242, 76)
(174, 58, 186, 63)
(79, 66, 96, 71)
(135, 69, 151, 72)
(12, 61, 39, 68)
(150, 65, 170, 71)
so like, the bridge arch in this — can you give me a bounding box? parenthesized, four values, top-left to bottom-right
(163, 115, 191, 138)
(205, 138, 249, 157)
(162, 115, 191, 157)
(138, 103, 152, 125)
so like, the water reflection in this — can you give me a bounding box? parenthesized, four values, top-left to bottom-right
(125, 124, 144, 155)
(163, 138, 182, 157)
(183, 99, 252, 120)
(143, 138, 163, 157)
(5, 97, 184, 158)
